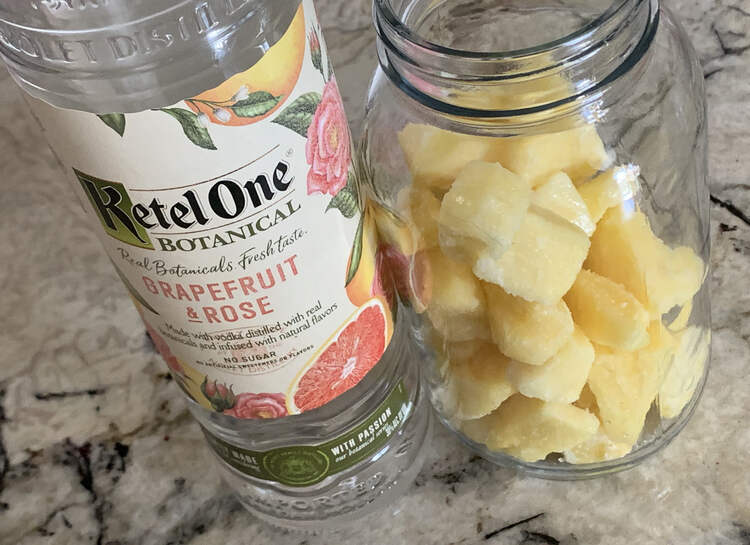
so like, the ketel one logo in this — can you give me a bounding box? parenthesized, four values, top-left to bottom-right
(75, 169, 155, 250)
(74, 161, 293, 250)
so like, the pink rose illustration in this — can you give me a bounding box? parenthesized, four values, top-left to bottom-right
(224, 392, 288, 419)
(146, 323, 185, 375)
(305, 78, 351, 196)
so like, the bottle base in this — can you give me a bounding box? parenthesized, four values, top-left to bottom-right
(212, 383, 433, 530)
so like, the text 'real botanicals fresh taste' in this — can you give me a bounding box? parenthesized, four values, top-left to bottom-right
(28, 1, 394, 420)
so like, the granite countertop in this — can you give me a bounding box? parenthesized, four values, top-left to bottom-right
(1, 0, 749, 543)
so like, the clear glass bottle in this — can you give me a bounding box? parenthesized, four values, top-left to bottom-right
(363, 0, 709, 477)
(0, 0, 430, 528)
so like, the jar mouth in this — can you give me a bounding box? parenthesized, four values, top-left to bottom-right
(374, 0, 633, 61)
(373, 0, 658, 121)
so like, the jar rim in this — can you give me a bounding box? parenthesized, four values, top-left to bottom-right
(373, 0, 658, 121)
(373, 0, 635, 61)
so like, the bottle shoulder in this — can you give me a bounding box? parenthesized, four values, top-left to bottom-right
(2, 0, 301, 113)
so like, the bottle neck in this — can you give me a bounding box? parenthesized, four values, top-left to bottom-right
(374, 0, 658, 126)
(0, 0, 300, 113)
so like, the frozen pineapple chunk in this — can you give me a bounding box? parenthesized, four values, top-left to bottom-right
(564, 269, 650, 351)
(532, 172, 596, 235)
(446, 342, 516, 420)
(647, 245, 706, 314)
(586, 209, 705, 316)
(588, 324, 675, 444)
(563, 428, 633, 464)
(462, 395, 599, 462)
(659, 327, 710, 418)
(398, 124, 495, 190)
(439, 161, 531, 261)
(426, 249, 490, 341)
(578, 164, 639, 223)
(474, 206, 590, 305)
(446, 339, 482, 362)
(587, 349, 643, 444)
(484, 284, 574, 365)
(506, 326, 595, 404)
(490, 125, 610, 187)
(405, 186, 441, 249)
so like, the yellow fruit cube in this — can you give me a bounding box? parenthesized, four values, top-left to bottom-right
(490, 125, 610, 187)
(564, 269, 651, 351)
(648, 245, 706, 315)
(659, 327, 710, 418)
(586, 209, 705, 316)
(405, 186, 441, 250)
(462, 395, 599, 462)
(439, 160, 531, 261)
(433, 314, 491, 343)
(474, 206, 590, 305)
(588, 324, 675, 444)
(532, 171, 596, 235)
(587, 350, 642, 444)
(563, 428, 633, 464)
(484, 284, 574, 365)
(446, 339, 482, 361)
(577, 165, 639, 223)
(398, 123, 495, 190)
(432, 337, 485, 382)
(446, 342, 516, 420)
(426, 249, 490, 341)
(506, 326, 595, 403)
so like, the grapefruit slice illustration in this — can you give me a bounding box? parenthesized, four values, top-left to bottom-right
(288, 298, 391, 414)
(186, 4, 307, 126)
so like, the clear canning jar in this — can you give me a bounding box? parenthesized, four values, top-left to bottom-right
(363, 0, 710, 477)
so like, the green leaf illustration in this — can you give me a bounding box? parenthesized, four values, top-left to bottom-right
(345, 170, 361, 206)
(327, 186, 358, 218)
(98, 113, 126, 137)
(272, 92, 322, 137)
(312, 51, 324, 78)
(231, 91, 282, 118)
(345, 214, 365, 286)
(160, 108, 217, 150)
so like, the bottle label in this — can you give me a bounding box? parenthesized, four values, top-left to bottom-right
(29, 0, 393, 418)
(202, 381, 411, 486)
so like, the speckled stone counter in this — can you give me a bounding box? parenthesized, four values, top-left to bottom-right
(1, 0, 749, 543)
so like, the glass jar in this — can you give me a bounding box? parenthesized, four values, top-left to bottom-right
(363, 0, 710, 477)
(0, 0, 430, 528)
